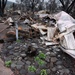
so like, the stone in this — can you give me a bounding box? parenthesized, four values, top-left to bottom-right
(46, 52, 50, 55)
(27, 72, 36, 75)
(50, 62, 53, 68)
(5, 57, 11, 61)
(50, 52, 56, 57)
(7, 46, 13, 50)
(23, 45, 27, 48)
(46, 69, 51, 74)
(59, 69, 70, 74)
(56, 61, 62, 65)
(51, 57, 58, 63)
(9, 51, 14, 55)
(2, 49, 8, 54)
(18, 57, 22, 61)
(32, 43, 38, 48)
(26, 61, 31, 65)
(39, 62, 47, 69)
(14, 47, 19, 50)
(20, 69, 27, 75)
(13, 53, 19, 56)
(56, 65, 63, 69)
(36, 69, 40, 75)
(16, 65, 23, 70)
(45, 56, 50, 62)
(20, 53, 26, 57)
(57, 55, 61, 58)
(17, 61, 24, 65)
(23, 19, 30, 24)
(11, 63, 16, 69)
(52, 67, 57, 72)
(25, 65, 29, 70)
(55, 49, 60, 52)
(46, 49, 50, 51)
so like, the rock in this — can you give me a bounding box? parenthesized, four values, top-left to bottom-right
(26, 61, 31, 65)
(59, 69, 70, 74)
(18, 57, 22, 61)
(9, 51, 14, 55)
(56, 65, 63, 69)
(16, 61, 24, 70)
(52, 67, 57, 72)
(56, 61, 62, 65)
(46, 69, 51, 74)
(31, 43, 38, 48)
(46, 52, 50, 55)
(23, 45, 27, 48)
(39, 62, 47, 69)
(17, 61, 24, 65)
(51, 57, 58, 63)
(2, 49, 8, 54)
(20, 53, 26, 57)
(50, 52, 56, 57)
(46, 49, 50, 51)
(25, 65, 29, 70)
(27, 72, 36, 75)
(11, 63, 16, 69)
(45, 56, 50, 62)
(5, 57, 11, 61)
(57, 55, 61, 58)
(14, 47, 19, 50)
(36, 69, 40, 75)
(16, 65, 23, 70)
(50, 62, 53, 68)
(55, 48, 60, 52)
(20, 69, 27, 75)
(7, 46, 13, 50)
(23, 19, 30, 24)
(13, 53, 19, 56)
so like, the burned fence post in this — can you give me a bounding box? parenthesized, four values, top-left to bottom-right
(15, 21, 19, 41)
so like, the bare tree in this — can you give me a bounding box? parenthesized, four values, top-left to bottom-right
(0, 0, 7, 16)
(59, 0, 75, 13)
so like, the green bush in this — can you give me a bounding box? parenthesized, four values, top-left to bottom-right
(40, 69, 47, 75)
(5, 60, 12, 67)
(28, 65, 36, 72)
(38, 52, 46, 59)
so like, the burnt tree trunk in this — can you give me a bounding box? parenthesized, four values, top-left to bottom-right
(0, 0, 7, 16)
(59, 0, 75, 13)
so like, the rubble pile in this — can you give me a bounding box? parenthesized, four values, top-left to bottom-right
(0, 10, 75, 75)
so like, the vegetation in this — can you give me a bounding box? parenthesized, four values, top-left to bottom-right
(28, 65, 36, 72)
(5, 60, 12, 67)
(40, 69, 47, 75)
(34, 52, 46, 66)
(38, 52, 46, 59)
(38, 59, 45, 66)
(16, 39, 21, 43)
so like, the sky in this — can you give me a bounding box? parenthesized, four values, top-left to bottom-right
(8, 0, 49, 3)
(8, 0, 16, 3)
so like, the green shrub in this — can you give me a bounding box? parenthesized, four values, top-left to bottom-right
(38, 59, 45, 66)
(40, 69, 47, 75)
(5, 60, 12, 67)
(38, 52, 46, 59)
(28, 65, 36, 72)
(34, 56, 40, 61)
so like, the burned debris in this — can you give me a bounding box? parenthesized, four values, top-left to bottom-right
(0, 0, 75, 75)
